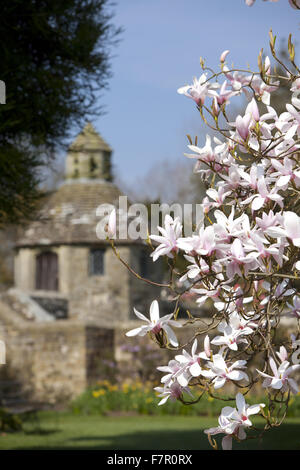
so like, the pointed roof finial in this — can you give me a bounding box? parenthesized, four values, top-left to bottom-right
(69, 122, 112, 152)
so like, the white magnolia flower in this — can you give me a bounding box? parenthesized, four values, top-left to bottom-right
(201, 354, 249, 389)
(154, 381, 193, 406)
(211, 314, 253, 351)
(125, 300, 181, 347)
(257, 349, 300, 394)
(150, 215, 182, 261)
(204, 393, 265, 450)
(157, 359, 185, 387)
(177, 73, 219, 106)
(175, 338, 210, 382)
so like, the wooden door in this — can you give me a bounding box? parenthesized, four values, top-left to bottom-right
(36, 251, 58, 291)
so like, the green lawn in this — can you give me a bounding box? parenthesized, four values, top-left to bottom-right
(0, 413, 299, 450)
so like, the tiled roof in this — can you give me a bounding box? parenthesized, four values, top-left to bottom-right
(16, 181, 129, 246)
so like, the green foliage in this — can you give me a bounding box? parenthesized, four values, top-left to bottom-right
(0, 0, 121, 223)
(70, 380, 300, 418)
(0, 408, 23, 432)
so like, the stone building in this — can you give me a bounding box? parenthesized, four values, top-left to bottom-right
(0, 123, 161, 404)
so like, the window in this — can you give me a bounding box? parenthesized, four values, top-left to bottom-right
(36, 251, 58, 291)
(89, 249, 105, 276)
(139, 249, 148, 278)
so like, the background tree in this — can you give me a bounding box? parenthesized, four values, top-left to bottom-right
(0, 0, 121, 224)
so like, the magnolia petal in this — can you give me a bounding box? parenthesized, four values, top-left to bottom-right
(236, 393, 246, 414)
(163, 324, 179, 347)
(190, 361, 202, 377)
(149, 300, 160, 323)
(222, 435, 233, 451)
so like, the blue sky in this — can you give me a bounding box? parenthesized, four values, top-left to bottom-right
(87, 0, 299, 186)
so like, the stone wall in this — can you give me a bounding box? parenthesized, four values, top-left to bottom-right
(68, 245, 132, 325)
(14, 244, 147, 326)
(0, 298, 114, 403)
(128, 245, 164, 318)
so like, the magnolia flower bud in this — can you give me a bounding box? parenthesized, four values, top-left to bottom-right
(107, 208, 117, 238)
(212, 97, 220, 117)
(220, 50, 230, 63)
(204, 335, 211, 358)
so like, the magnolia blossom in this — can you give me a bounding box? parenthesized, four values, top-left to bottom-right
(154, 381, 193, 406)
(271, 157, 300, 188)
(175, 337, 211, 381)
(177, 74, 219, 106)
(126, 300, 181, 346)
(201, 354, 249, 389)
(242, 176, 283, 210)
(220, 50, 230, 63)
(157, 359, 186, 387)
(205, 393, 265, 450)
(126, 32, 300, 450)
(256, 349, 300, 394)
(211, 313, 255, 351)
(150, 215, 182, 261)
(107, 208, 117, 238)
(266, 211, 300, 246)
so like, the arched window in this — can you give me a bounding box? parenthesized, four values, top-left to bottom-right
(35, 251, 59, 291)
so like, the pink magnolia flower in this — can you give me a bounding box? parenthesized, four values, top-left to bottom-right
(192, 278, 226, 306)
(242, 176, 283, 211)
(177, 74, 219, 106)
(221, 238, 255, 279)
(223, 67, 250, 93)
(265, 211, 300, 246)
(126, 300, 181, 347)
(257, 351, 300, 394)
(184, 134, 215, 163)
(201, 354, 249, 389)
(157, 359, 183, 386)
(206, 186, 232, 207)
(211, 314, 253, 351)
(282, 212, 300, 246)
(234, 113, 252, 141)
(216, 80, 238, 105)
(205, 393, 265, 450)
(175, 337, 211, 380)
(214, 207, 248, 242)
(175, 340, 203, 380)
(177, 224, 217, 256)
(154, 381, 193, 406)
(150, 215, 182, 261)
(256, 210, 279, 230)
(251, 75, 279, 106)
(179, 255, 209, 283)
(246, 98, 260, 122)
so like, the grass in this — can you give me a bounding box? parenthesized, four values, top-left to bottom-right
(0, 412, 299, 450)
